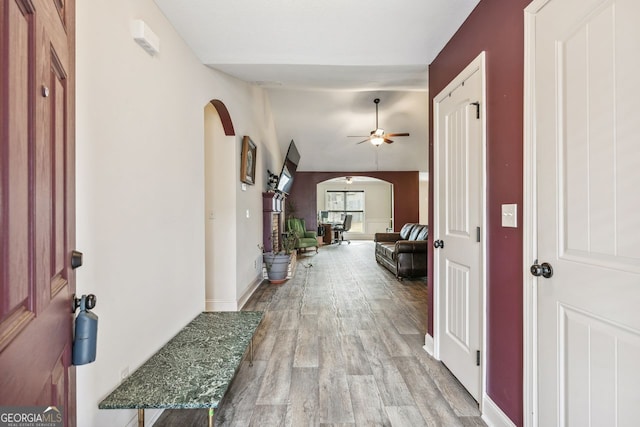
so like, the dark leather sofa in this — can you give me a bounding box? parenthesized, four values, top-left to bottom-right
(374, 223, 428, 280)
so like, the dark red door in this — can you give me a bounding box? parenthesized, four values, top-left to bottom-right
(1, 0, 76, 425)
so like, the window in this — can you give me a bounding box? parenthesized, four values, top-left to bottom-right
(325, 191, 364, 232)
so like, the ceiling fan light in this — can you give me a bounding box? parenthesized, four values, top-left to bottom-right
(373, 128, 385, 137)
(371, 136, 384, 146)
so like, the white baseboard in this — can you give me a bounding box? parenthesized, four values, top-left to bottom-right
(481, 393, 516, 427)
(205, 274, 263, 312)
(423, 333, 434, 356)
(125, 408, 163, 427)
(238, 276, 263, 310)
(204, 299, 238, 311)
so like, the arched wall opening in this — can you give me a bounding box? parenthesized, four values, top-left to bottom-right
(316, 176, 394, 240)
(287, 171, 420, 234)
(209, 99, 236, 136)
(204, 100, 238, 311)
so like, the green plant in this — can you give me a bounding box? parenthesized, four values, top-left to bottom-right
(258, 238, 292, 267)
(286, 199, 297, 219)
(281, 230, 299, 255)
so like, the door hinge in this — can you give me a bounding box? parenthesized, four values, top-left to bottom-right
(476, 350, 481, 366)
(476, 226, 481, 243)
(471, 101, 480, 119)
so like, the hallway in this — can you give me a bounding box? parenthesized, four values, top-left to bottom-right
(157, 241, 484, 426)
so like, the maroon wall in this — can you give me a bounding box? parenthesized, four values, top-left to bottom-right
(428, 0, 532, 425)
(288, 171, 419, 231)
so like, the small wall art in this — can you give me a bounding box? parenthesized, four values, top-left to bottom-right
(240, 136, 257, 185)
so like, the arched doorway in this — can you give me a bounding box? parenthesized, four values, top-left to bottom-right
(316, 176, 393, 241)
(204, 100, 237, 310)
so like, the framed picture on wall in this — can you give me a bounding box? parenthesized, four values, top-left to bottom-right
(240, 136, 257, 185)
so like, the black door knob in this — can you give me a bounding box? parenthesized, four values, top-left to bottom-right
(434, 240, 444, 249)
(530, 262, 553, 278)
(72, 294, 97, 312)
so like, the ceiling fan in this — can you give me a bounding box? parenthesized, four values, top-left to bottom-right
(348, 98, 410, 146)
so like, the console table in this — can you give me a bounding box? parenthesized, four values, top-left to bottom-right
(99, 311, 263, 426)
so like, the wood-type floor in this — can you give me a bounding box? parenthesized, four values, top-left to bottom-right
(155, 241, 485, 427)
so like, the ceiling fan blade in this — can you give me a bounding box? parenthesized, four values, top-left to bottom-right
(350, 99, 402, 145)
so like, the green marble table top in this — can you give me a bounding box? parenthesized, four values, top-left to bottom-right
(98, 311, 263, 410)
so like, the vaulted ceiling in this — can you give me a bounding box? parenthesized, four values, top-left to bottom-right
(154, 0, 481, 172)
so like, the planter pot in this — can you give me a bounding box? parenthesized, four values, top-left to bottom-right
(263, 252, 291, 284)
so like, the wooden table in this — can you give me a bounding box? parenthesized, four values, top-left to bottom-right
(320, 223, 333, 245)
(99, 311, 263, 426)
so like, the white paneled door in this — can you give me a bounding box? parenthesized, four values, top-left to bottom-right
(530, 0, 640, 425)
(434, 56, 484, 401)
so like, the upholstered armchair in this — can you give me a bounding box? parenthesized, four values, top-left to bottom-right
(286, 218, 319, 253)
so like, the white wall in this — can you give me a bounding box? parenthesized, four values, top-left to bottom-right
(317, 179, 393, 240)
(235, 94, 281, 306)
(419, 172, 429, 225)
(75, 0, 281, 425)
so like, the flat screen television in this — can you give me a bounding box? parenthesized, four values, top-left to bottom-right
(276, 140, 300, 195)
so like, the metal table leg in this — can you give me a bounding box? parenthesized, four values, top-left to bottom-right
(249, 338, 254, 367)
(208, 408, 214, 427)
(138, 409, 144, 427)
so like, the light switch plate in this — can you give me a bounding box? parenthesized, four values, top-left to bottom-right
(501, 204, 517, 228)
